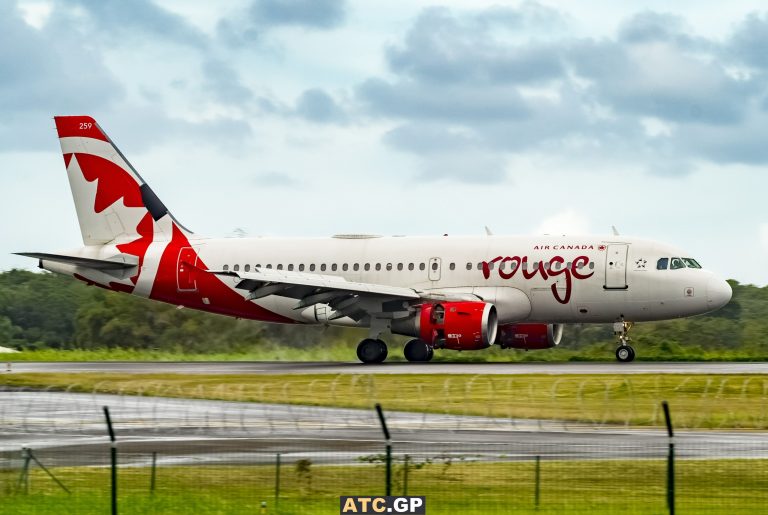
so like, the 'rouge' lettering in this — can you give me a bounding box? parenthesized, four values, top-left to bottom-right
(482, 255, 594, 304)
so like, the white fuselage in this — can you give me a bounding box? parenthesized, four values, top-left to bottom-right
(52, 233, 730, 328)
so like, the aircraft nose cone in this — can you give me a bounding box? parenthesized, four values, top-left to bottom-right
(707, 278, 732, 310)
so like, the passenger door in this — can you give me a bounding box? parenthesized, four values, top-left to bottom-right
(604, 244, 629, 289)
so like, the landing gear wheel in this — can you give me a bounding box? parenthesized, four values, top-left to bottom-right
(404, 339, 433, 362)
(613, 319, 636, 363)
(357, 338, 388, 364)
(615, 345, 635, 363)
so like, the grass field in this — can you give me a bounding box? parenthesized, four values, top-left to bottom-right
(5, 344, 768, 362)
(1, 458, 767, 514)
(4, 372, 768, 429)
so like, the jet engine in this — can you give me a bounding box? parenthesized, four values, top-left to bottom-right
(392, 302, 498, 351)
(496, 323, 564, 350)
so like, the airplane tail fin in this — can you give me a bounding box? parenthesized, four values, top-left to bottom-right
(54, 116, 192, 245)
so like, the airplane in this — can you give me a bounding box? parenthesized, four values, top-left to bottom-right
(16, 116, 733, 363)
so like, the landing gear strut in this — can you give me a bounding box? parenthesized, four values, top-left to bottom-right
(357, 338, 388, 364)
(614, 320, 635, 363)
(403, 338, 434, 362)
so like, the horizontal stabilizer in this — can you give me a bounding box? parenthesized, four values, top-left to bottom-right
(14, 252, 139, 271)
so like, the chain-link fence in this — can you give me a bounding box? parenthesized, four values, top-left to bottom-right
(1, 387, 768, 514)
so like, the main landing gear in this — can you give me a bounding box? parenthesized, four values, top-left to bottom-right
(357, 338, 388, 364)
(356, 337, 435, 363)
(614, 320, 636, 363)
(403, 338, 434, 362)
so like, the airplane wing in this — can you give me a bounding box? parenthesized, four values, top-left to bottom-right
(210, 267, 479, 321)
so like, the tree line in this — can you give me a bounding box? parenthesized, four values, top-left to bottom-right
(0, 269, 765, 357)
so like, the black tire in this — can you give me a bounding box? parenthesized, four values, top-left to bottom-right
(615, 345, 635, 363)
(404, 338, 432, 362)
(357, 338, 388, 364)
(426, 347, 434, 362)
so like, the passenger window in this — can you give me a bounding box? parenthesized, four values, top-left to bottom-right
(299, 264, 305, 271)
(332, 264, 338, 272)
(309, 264, 316, 272)
(364, 263, 371, 271)
(223, 264, 229, 271)
(266, 264, 272, 269)
(419, 263, 426, 271)
(589, 262, 595, 270)
(376, 263, 382, 271)
(353, 263, 360, 271)
(397, 263, 403, 271)
(657, 258, 669, 270)
(277, 264, 283, 270)
(670, 257, 685, 270)
(408, 263, 414, 271)
(320, 264, 326, 272)
(449, 263, 455, 271)
(245, 264, 251, 272)
(288, 264, 294, 271)
(234, 264, 240, 272)
(342, 264, 348, 271)
(255, 264, 261, 269)
(466, 263, 472, 270)
(386, 263, 393, 271)
(477, 263, 483, 270)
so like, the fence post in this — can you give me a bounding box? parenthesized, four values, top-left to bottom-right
(403, 454, 410, 496)
(375, 404, 392, 496)
(534, 455, 541, 510)
(17, 447, 31, 494)
(103, 406, 118, 515)
(275, 453, 281, 512)
(662, 401, 675, 515)
(150, 452, 157, 494)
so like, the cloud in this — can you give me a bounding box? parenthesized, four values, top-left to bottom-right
(385, 7, 564, 85)
(250, 0, 347, 29)
(295, 88, 346, 123)
(354, 5, 768, 178)
(0, 3, 123, 149)
(729, 12, 768, 70)
(202, 58, 253, 105)
(58, 0, 208, 48)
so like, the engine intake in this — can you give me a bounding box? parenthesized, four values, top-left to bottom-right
(392, 302, 498, 351)
(496, 323, 564, 350)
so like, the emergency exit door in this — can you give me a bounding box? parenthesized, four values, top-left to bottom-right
(428, 257, 442, 281)
(604, 244, 628, 289)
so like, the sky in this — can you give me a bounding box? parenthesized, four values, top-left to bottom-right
(1, 0, 767, 285)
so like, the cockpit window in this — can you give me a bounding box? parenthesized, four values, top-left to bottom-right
(656, 258, 669, 270)
(670, 257, 685, 270)
(683, 258, 702, 269)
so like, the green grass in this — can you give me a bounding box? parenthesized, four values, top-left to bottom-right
(6, 344, 768, 363)
(4, 372, 768, 429)
(1, 459, 766, 514)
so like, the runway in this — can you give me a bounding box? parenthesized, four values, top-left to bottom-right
(6, 361, 768, 375)
(1, 390, 766, 467)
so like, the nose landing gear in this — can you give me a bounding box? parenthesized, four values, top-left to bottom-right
(614, 320, 635, 363)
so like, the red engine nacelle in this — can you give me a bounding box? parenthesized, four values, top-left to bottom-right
(418, 302, 498, 351)
(496, 323, 564, 350)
